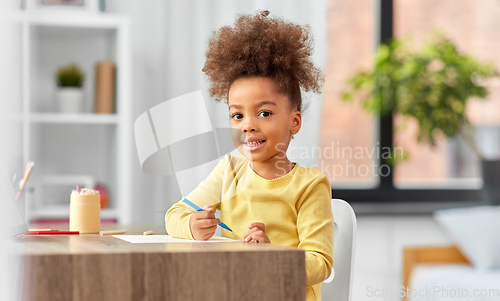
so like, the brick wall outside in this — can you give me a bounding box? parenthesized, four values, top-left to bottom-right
(321, 0, 500, 186)
(321, 0, 376, 186)
(393, 0, 500, 183)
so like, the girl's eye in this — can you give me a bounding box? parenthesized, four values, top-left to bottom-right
(259, 110, 272, 117)
(230, 113, 243, 120)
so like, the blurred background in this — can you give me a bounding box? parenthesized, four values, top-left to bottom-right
(1, 0, 499, 300)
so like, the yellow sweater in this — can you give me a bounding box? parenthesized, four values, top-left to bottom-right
(165, 154, 334, 301)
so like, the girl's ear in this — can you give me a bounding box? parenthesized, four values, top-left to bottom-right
(291, 110, 302, 134)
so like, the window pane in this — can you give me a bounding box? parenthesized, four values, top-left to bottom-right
(393, 0, 500, 188)
(321, 0, 378, 188)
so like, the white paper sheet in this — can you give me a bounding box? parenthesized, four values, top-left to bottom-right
(113, 235, 238, 244)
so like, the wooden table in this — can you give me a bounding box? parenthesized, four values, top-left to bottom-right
(10, 225, 305, 301)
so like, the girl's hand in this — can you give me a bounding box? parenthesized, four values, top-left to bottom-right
(243, 222, 270, 243)
(189, 205, 220, 240)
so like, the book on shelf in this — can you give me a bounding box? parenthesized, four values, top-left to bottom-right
(94, 61, 116, 114)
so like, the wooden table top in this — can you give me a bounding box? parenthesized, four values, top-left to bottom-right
(10, 224, 304, 255)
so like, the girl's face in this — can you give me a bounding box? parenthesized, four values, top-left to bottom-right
(228, 76, 301, 164)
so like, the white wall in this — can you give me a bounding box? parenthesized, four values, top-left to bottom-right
(106, 0, 328, 225)
(0, 3, 26, 301)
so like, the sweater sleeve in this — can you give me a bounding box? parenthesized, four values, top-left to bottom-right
(296, 175, 334, 286)
(165, 158, 225, 239)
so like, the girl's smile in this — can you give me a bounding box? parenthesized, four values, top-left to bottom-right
(243, 136, 266, 151)
(228, 76, 301, 180)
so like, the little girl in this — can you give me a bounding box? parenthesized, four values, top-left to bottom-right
(165, 11, 333, 301)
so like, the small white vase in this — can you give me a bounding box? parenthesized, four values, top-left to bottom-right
(56, 87, 84, 113)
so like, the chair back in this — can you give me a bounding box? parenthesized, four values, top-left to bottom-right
(322, 198, 357, 301)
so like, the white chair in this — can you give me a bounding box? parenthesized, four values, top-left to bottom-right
(322, 198, 357, 301)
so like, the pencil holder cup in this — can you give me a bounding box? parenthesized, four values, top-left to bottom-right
(70, 194, 101, 234)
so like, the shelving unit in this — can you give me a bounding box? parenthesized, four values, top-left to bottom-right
(17, 10, 133, 224)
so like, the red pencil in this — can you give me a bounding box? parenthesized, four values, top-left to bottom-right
(27, 230, 79, 235)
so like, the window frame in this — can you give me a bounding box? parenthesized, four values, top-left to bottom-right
(331, 0, 484, 204)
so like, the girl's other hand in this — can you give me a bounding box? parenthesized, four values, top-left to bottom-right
(243, 222, 270, 243)
(189, 205, 220, 240)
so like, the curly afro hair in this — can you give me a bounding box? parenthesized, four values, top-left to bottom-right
(202, 10, 323, 113)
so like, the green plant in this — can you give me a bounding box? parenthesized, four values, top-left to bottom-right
(56, 63, 85, 87)
(342, 32, 498, 161)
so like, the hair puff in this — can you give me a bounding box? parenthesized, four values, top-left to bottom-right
(202, 10, 323, 112)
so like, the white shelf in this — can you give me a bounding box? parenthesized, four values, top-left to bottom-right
(28, 113, 119, 124)
(30, 206, 118, 220)
(20, 11, 133, 225)
(9, 11, 129, 29)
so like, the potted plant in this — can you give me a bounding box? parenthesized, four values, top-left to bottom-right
(342, 32, 499, 203)
(55, 63, 85, 113)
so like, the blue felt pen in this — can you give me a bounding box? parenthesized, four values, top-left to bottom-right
(183, 198, 233, 232)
